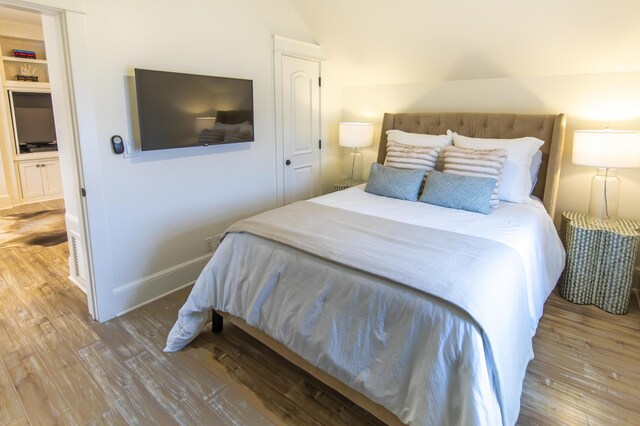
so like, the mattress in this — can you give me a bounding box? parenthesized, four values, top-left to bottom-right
(166, 186, 565, 425)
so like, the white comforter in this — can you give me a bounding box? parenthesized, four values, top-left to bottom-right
(166, 187, 565, 425)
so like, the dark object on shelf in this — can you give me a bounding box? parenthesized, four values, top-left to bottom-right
(19, 141, 58, 154)
(11, 49, 37, 59)
(16, 75, 39, 82)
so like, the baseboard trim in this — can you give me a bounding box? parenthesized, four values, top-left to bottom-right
(0, 194, 10, 209)
(113, 253, 211, 295)
(117, 279, 196, 317)
(17, 195, 64, 206)
(69, 274, 86, 293)
(112, 253, 212, 318)
(64, 212, 79, 226)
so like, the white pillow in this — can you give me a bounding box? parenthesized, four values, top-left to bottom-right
(453, 133, 544, 203)
(238, 122, 253, 134)
(386, 129, 453, 148)
(213, 121, 247, 132)
(529, 150, 543, 193)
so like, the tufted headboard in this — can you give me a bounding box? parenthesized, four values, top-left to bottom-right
(377, 112, 566, 218)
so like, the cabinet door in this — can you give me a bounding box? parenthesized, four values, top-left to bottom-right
(18, 162, 44, 198)
(41, 160, 63, 196)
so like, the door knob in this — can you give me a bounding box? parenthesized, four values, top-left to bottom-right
(285, 159, 291, 166)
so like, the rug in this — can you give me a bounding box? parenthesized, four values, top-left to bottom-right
(0, 209, 67, 248)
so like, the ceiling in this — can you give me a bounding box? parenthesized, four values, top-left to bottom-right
(0, 6, 41, 26)
(288, 0, 640, 86)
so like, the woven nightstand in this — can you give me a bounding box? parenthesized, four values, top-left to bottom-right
(333, 179, 363, 192)
(559, 211, 640, 314)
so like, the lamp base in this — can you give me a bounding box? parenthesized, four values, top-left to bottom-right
(588, 168, 620, 222)
(347, 147, 364, 181)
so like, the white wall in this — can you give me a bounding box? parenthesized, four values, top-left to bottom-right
(289, 0, 640, 86)
(70, 0, 332, 320)
(0, 19, 42, 39)
(319, 58, 343, 190)
(289, 0, 640, 189)
(342, 72, 640, 228)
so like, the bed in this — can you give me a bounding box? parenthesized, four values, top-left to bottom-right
(166, 112, 567, 425)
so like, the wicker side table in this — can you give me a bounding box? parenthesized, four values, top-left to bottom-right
(333, 179, 364, 192)
(559, 211, 640, 314)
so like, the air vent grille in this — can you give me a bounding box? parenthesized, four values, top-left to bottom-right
(69, 235, 81, 277)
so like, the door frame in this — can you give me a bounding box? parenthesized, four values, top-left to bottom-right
(273, 35, 324, 206)
(0, 0, 101, 319)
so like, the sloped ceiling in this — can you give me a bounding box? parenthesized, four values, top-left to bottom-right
(288, 0, 640, 86)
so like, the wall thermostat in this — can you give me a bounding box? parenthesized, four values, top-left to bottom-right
(111, 135, 124, 154)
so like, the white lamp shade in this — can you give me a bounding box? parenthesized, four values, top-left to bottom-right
(195, 116, 216, 134)
(573, 130, 640, 168)
(339, 122, 374, 148)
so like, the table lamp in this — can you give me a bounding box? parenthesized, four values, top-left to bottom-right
(339, 122, 374, 181)
(573, 129, 640, 221)
(194, 117, 216, 134)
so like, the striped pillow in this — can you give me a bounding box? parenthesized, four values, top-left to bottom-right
(385, 140, 440, 173)
(223, 131, 253, 143)
(442, 146, 508, 208)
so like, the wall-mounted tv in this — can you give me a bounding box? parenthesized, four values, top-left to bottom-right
(134, 68, 254, 151)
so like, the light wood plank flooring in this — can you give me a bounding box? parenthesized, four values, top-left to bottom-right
(1, 201, 640, 425)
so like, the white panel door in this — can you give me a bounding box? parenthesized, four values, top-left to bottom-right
(41, 159, 63, 196)
(18, 161, 44, 198)
(281, 55, 320, 204)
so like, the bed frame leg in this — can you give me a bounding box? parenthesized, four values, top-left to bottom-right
(212, 310, 223, 334)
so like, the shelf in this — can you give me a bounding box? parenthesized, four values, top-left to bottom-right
(14, 151, 59, 162)
(0, 35, 44, 43)
(2, 80, 50, 89)
(3, 56, 47, 64)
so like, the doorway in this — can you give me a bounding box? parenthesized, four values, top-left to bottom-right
(0, 2, 94, 319)
(273, 35, 325, 205)
(281, 55, 321, 204)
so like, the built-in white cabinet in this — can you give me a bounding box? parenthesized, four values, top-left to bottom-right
(17, 158, 62, 200)
(40, 159, 62, 194)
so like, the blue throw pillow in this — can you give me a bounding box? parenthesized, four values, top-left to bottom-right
(364, 163, 425, 201)
(420, 170, 497, 214)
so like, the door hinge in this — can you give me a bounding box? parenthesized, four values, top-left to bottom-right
(319, 139, 322, 149)
(81, 187, 86, 197)
(318, 76, 321, 87)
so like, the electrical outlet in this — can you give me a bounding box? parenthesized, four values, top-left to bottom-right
(204, 237, 214, 253)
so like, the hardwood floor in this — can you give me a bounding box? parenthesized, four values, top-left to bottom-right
(1, 201, 640, 425)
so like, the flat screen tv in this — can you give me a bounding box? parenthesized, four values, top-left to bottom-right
(134, 68, 254, 151)
(9, 91, 58, 154)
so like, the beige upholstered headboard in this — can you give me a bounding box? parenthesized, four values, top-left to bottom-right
(377, 112, 566, 218)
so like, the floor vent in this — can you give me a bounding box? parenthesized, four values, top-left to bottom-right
(69, 235, 81, 278)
